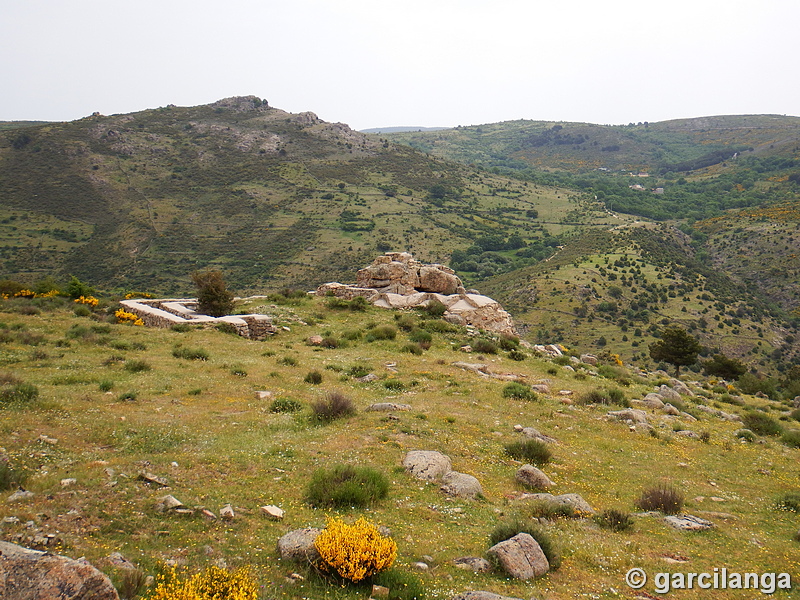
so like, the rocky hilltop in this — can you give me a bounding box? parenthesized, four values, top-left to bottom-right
(317, 252, 516, 335)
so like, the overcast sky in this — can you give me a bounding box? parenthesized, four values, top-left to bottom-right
(2, 0, 798, 130)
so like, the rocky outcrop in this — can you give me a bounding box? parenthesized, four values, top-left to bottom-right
(316, 252, 515, 335)
(0, 541, 120, 600)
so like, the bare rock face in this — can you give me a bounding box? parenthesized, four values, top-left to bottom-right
(0, 541, 120, 600)
(356, 252, 465, 295)
(487, 533, 549, 579)
(403, 450, 452, 482)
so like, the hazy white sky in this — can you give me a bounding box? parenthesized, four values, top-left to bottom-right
(2, 0, 798, 130)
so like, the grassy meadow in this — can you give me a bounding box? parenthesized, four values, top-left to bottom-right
(0, 293, 799, 599)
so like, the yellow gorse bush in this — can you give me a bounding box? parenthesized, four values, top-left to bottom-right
(315, 516, 397, 582)
(144, 565, 258, 600)
(115, 308, 144, 326)
(74, 295, 99, 307)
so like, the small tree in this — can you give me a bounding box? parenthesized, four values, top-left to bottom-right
(703, 353, 747, 380)
(649, 326, 701, 377)
(191, 270, 235, 317)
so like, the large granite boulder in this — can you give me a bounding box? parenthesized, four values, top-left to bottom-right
(277, 528, 322, 562)
(403, 450, 452, 482)
(0, 541, 119, 600)
(487, 533, 549, 579)
(440, 471, 483, 499)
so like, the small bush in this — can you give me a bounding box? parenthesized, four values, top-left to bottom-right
(314, 516, 396, 582)
(306, 465, 390, 508)
(270, 397, 303, 413)
(118, 391, 138, 401)
(780, 430, 800, 448)
(124, 359, 151, 373)
(508, 349, 526, 361)
(472, 338, 498, 354)
(527, 500, 577, 520)
(348, 364, 372, 378)
(636, 483, 684, 515)
(395, 314, 417, 331)
(366, 325, 397, 341)
(321, 336, 340, 349)
(400, 343, 423, 355)
(98, 380, 114, 392)
(420, 320, 459, 333)
(595, 509, 634, 532)
(342, 329, 362, 341)
(790, 408, 800, 422)
(116, 568, 147, 600)
(192, 270, 235, 317)
(736, 429, 757, 442)
(775, 492, 800, 512)
(420, 299, 447, 318)
(741, 411, 783, 436)
(304, 370, 323, 385)
(215, 322, 239, 336)
(172, 346, 209, 361)
(0, 454, 27, 490)
(488, 519, 560, 570)
(577, 388, 628, 406)
(145, 564, 257, 600)
(502, 382, 537, 401)
(498, 334, 520, 351)
(0, 382, 39, 404)
(408, 329, 432, 344)
(311, 391, 356, 422)
(383, 379, 405, 391)
(504, 439, 552, 465)
(719, 393, 746, 406)
(279, 356, 298, 366)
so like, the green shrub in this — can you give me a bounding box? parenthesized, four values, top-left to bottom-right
(73, 305, 92, 317)
(498, 334, 520, 351)
(383, 380, 405, 391)
(420, 299, 447, 318)
(98, 380, 114, 392)
(366, 325, 397, 341)
(488, 519, 560, 570)
(577, 388, 628, 407)
(215, 322, 239, 336)
(408, 329, 432, 344)
(306, 464, 389, 508)
(472, 338, 498, 354)
(118, 391, 138, 401)
(304, 370, 323, 385)
(395, 314, 417, 331)
(172, 346, 209, 361)
(736, 429, 757, 442)
(504, 439, 552, 465)
(719, 393, 745, 406)
(636, 483, 684, 514)
(311, 391, 356, 422)
(0, 454, 27, 491)
(780, 429, 800, 448)
(741, 411, 783, 436)
(508, 349, 526, 361)
(502, 382, 537, 401)
(790, 408, 800, 422)
(321, 336, 340, 349)
(192, 269, 235, 317)
(342, 329, 362, 341)
(775, 492, 800, 512)
(348, 364, 372, 378)
(420, 320, 459, 333)
(269, 397, 303, 413)
(595, 509, 634, 532)
(279, 356, 298, 366)
(0, 382, 39, 404)
(527, 500, 576, 520)
(170, 323, 192, 332)
(400, 343, 423, 355)
(124, 359, 151, 373)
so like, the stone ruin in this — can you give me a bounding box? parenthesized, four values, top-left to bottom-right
(118, 298, 276, 340)
(316, 252, 516, 336)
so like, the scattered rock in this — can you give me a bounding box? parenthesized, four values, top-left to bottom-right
(277, 528, 322, 562)
(366, 403, 412, 412)
(580, 354, 598, 366)
(60, 478, 77, 487)
(7, 489, 34, 503)
(220, 504, 235, 520)
(669, 378, 695, 396)
(107, 551, 137, 570)
(675, 430, 701, 439)
(137, 471, 168, 487)
(260, 505, 284, 520)
(356, 373, 379, 383)
(487, 533, 549, 579)
(521, 426, 558, 444)
(307, 335, 323, 346)
(255, 390, 273, 400)
(642, 393, 665, 409)
(658, 385, 683, 402)
(607, 409, 648, 424)
(521, 493, 595, 515)
(515, 465, 554, 490)
(440, 471, 482, 499)
(403, 450, 452, 483)
(459, 345, 472, 353)
(453, 556, 492, 573)
(155, 495, 184, 512)
(201, 509, 217, 520)
(530, 384, 550, 394)
(371, 584, 390, 598)
(662, 403, 681, 416)
(411, 561, 430, 570)
(665, 515, 714, 531)
(0, 541, 120, 599)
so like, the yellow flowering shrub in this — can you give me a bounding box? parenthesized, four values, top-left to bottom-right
(13, 289, 36, 299)
(125, 291, 154, 299)
(74, 295, 99, 307)
(145, 565, 258, 600)
(315, 516, 397, 582)
(115, 308, 144, 326)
